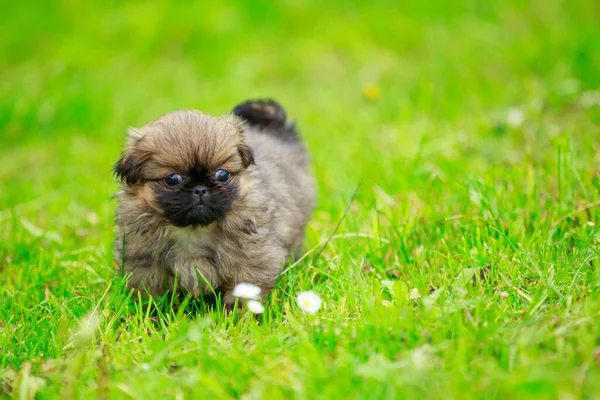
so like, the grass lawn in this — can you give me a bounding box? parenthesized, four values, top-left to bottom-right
(2, 1, 600, 398)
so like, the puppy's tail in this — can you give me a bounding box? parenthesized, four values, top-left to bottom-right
(232, 99, 299, 141)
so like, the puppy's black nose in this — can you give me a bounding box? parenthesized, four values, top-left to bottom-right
(193, 186, 208, 197)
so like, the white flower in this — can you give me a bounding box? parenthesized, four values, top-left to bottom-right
(232, 283, 261, 299)
(69, 312, 101, 348)
(296, 291, 322, 314)
(581, 90, 600, 108)
(409, 288, 421, 300)
(506, 107, 524, 128)
(411, 345, 433, 370)
(246, 300, 265, 314)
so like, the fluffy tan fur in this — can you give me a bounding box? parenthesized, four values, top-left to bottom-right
(114, 106, 315, 307)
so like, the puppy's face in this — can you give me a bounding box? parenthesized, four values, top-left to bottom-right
(114, 110, 254, 227)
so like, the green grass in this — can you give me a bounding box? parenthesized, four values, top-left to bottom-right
(2, 0, 600, 398)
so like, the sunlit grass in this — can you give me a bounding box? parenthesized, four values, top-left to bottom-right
(1, 0, 600, 398)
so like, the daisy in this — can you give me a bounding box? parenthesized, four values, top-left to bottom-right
(246, 300, 265, 314)
(296, 291, 322, 314)
(232, 283, 261, 300)
(70, 312, 101, 348)
(506, 107, 524, 128)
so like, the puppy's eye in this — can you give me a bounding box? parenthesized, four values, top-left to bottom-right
(164, 173, 184, 188)
(214, 168, 231, 183)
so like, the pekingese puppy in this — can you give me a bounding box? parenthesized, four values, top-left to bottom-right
(113, 99, 315, 307)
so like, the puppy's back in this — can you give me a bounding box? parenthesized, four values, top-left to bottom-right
(233, 99, 315, 251)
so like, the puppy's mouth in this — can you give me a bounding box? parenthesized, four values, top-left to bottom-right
(183, 205, 219, 227)
(162, 200, 228, 228)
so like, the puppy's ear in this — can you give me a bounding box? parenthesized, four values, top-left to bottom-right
(224, 114, 255, 169)
(113, 128, 149, 185)
(238, 143, 255, 169)
(113, 151, 144, 185)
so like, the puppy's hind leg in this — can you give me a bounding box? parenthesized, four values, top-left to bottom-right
(232, 99, 299, 141)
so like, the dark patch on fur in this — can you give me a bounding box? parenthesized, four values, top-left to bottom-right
(205, 250, 221, 269)
(156, 172, 240, 227)
(242, 218, 257, 235)
(238, 143, 255, 168)
(113, 139, 153, 185)
(113, 154, 144, 185)
(233, 99, 299, 141)
(124, 252, 153, 265)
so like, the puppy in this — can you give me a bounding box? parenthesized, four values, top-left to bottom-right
(113, 100, 315, 307)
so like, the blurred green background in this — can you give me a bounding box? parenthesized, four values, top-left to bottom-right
(1, 1, 600, 398)
(2, 0, 598, 210)
(3, 0, 600, 242)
